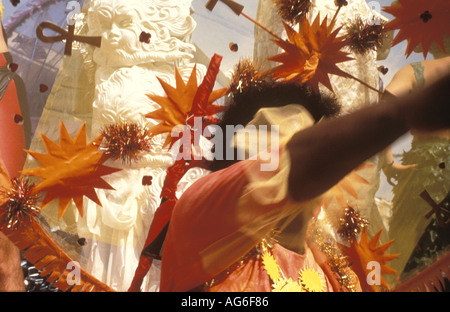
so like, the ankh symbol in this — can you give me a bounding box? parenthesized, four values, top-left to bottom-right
(205, 0, 244, 16)
(420, 190, 450, 227)
(36, 21, 102, 56)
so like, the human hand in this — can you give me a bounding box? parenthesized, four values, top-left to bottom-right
(382, 161, 417, 186)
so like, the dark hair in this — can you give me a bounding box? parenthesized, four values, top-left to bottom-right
(207, 82, 341, 172)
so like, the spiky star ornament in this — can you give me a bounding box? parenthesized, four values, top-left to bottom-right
(337, 206, 369, 242)
(262, 250, 326, 292)
(273, 0, 311, 25)
(0, 177, 40, 230)
(22, 122, 121, 219)
(145, 54, 228, 149)
(299, 267, 326, 292)
(383, 0, 450, 57)
(338, 228, 399, 292)
(267, 14, 353, 92)
(100, 122, 152, 164)
(206, 0, 380, 94)
(263, 251, 304, 292)
(229, 58, 273, 96)
(344, 16, 386, 55)
(272, 278, 304, 292)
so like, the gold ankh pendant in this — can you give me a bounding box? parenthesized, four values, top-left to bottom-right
(36, 21, 102, 56)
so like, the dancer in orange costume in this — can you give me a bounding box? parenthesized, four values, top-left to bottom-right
(159, 72, 450, 292)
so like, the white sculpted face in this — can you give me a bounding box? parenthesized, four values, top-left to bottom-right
(87, 0, 197, 67)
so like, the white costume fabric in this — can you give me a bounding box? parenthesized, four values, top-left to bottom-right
(253, 0, 390, 242)
(27, 0, 209, 291)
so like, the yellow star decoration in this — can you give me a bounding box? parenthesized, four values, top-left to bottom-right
(145, 65, 227, 149)
(262, 251, 325, 292)
(299, 267, 326, 292)
(267, 14, 353, 92)
(272, 278, 304, 292)
(262, 252, 281, 282)
(22, 122, 121, 219)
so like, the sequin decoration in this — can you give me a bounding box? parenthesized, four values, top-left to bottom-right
(344, 16, 386, 55)
(228, 58, 273, 97)
(273, 0, 311, 25)
(101, 122, 152, 164)
(0, 177, 41, 230)
(337, 206, 369, 242)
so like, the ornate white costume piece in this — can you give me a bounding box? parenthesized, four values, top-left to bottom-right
(28, 0, 208, 291)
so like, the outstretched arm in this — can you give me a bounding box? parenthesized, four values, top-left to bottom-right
(287, 73, 450, 202)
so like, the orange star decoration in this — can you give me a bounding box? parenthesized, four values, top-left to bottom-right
(267, 14, 353, 92)
(321, 163, 372, 210)
(22, 122, 121, 219)
(383, 0, 450, 57)
(338, 228, 399, 292)
(145, 54, 228, 149)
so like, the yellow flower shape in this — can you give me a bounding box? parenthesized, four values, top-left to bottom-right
(262, 252, 281, 282)
(273, 277, 304, 292)
(299, 267, 326, 292)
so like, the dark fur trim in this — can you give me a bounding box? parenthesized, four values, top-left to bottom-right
(208, 82, 341, 171)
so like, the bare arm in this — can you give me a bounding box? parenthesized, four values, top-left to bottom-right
(382, 57, 450, 178)
(385, 64, 415, 96)
(287, 73, 450, 202)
